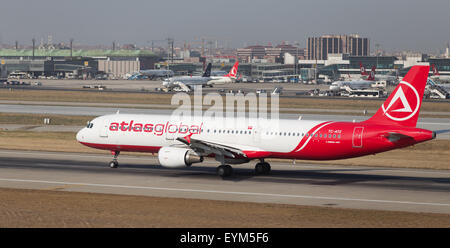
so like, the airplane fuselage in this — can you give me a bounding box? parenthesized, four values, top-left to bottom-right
(76, 114, 434, 162)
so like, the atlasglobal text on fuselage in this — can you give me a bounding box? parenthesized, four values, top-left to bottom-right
(77, 66, 436, 177)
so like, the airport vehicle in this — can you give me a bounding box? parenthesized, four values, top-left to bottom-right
(161, 63, 212, 92)
(77, 66, 435, 178)
(430, 64, 450, 82)
(207, 61, 239, 85)
(8, 71, 30, 79)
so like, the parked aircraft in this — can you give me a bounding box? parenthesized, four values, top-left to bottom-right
(330, 66, 378, 91)
(431, 64, 450, 82)
(207, 61, 239, 85)
(162, 63, 212, 92)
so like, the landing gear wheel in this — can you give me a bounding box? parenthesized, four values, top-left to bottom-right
(217, 165, 233, 178)
(255, 162, 271, 175)
(109, 160, 119, 168)
(109, 151, 120, 169)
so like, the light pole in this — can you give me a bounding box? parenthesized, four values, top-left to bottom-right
(375, 43, 380, 69)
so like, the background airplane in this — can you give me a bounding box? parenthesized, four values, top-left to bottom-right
(162, 63, 212, 92)
(431, 64, 450, 82)
(370, 65, 398, 82)
(330, 66, 378, 91)
(207, 61, 239, 85)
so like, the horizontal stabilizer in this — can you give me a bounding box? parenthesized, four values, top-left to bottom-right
(384, 132, 413, 142)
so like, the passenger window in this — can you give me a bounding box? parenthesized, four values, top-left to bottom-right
(333, 134, 336, 138)
(338, 134, 341, 139)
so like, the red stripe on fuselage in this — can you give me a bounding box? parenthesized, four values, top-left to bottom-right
(290, 121, 332, 152)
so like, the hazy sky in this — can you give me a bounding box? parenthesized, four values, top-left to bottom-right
(1, 0, 449, 53)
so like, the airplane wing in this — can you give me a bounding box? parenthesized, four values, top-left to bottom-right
(176, 135, 261, 159)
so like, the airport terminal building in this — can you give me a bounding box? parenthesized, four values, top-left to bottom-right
(0, 49, 159, 79)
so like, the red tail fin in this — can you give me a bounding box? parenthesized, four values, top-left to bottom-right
(366, 66, 376, 81)
(431, 64, 440, 76)
(364, 65, 429, 127)
(225, 61, 239, 78)
(359, 62, 367, 76)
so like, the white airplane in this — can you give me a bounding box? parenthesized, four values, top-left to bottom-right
(77, 66, 435, 178)
(371, 66, 397, 82)
(162, 63, 212, 92)
(207, 61, 239, 85)
(431, 64, 450, 82)
(330, 66, 378, 91)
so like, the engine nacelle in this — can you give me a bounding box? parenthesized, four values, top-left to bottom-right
(158, 147, 203, 168)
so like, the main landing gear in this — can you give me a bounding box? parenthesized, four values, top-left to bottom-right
(216, 164, 233, 178)
(215, 160, 271, 178)
(109, 151, 120, 168)
(255, 160, 271, 175)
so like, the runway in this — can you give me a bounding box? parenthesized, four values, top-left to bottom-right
(0, 149, 449, 214)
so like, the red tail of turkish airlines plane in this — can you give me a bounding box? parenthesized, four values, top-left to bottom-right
(431, 64, 440, 76)
(225, 61, 239, 78)
(364, 65, 429, 127)
(360, 62, 368, 76)
(366, 66, 376, 81)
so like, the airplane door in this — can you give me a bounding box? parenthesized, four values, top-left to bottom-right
(352, 127, 364, 148)
(99, 120, 108, 138)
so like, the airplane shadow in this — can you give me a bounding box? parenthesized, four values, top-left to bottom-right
(1, 156, 449, 193)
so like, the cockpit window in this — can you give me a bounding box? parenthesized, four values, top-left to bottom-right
(86, 122, 94, 128)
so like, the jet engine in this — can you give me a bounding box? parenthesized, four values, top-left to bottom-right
(158, 147, 203, 168)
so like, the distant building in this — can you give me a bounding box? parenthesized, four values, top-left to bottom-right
(307, 34, 370, 60)
(237, 45, 269, 61)
(0, 49, 159, 78)
(237, 44, 304, 63)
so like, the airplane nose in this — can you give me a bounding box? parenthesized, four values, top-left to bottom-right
(76, 128, 85, 142)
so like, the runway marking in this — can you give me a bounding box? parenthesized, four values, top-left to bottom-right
(0, 178, 449, 208)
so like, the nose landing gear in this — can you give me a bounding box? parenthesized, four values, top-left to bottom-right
(109, 151, 120, 168)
